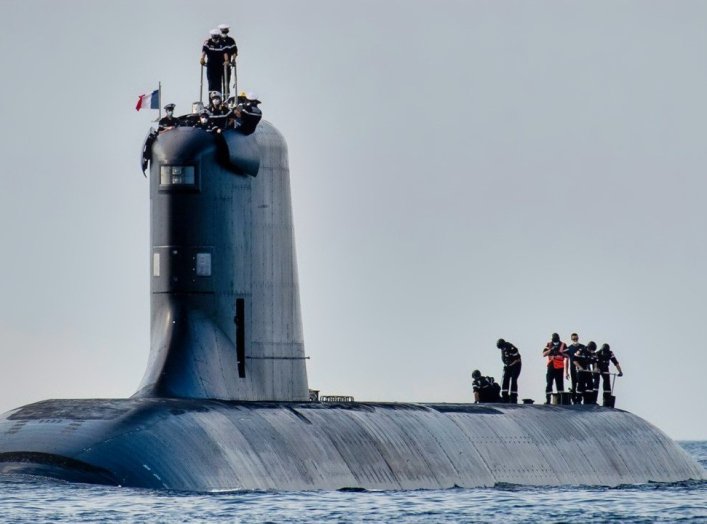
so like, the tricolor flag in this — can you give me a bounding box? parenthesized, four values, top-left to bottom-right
(135, 89, 160, 111)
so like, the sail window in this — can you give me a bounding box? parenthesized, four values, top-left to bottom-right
(160, 165, 195, 186)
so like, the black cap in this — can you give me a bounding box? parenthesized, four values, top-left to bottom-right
(600, 343, 610, 351)
(587, 341, 597, 350)
(472, 370, 481, 379)
(496, 338, 505, 349)
(164, 103, 175, 111)
(551, 333, 560, 343)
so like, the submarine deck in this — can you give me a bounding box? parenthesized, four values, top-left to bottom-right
(0, 398, 703, 491)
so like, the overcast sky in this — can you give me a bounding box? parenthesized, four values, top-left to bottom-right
(0, 0, 705, 439)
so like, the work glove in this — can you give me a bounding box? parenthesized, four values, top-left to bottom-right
(618, 371, 623, 377)
(200, 58, 206, 65)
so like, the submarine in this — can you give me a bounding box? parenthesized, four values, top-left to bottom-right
(0, 99, 703, 491)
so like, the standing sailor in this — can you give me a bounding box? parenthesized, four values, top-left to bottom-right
(200, 29, 229, 93)
(565, 333, 586, 404)
(574, 341, 597, 404)
(595, 343, 623, 405)
(496, 338, 522, 403)
(219, 24, 238, 93)
(543, 333, 567, 404)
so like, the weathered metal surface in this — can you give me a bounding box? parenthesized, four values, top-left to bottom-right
(0, 400, 702, 491)
(135, 122, 308, 401)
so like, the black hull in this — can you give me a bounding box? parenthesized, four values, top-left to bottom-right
(0, 399, 702, 491)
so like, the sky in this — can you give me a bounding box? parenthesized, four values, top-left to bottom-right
(0, 0, 706, 440)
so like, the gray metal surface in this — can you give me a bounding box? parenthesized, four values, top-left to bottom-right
(136, 123, 308, 401)
(0, 400, 702, 491)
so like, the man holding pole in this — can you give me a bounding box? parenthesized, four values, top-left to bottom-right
(219, 24, 238, 96)
(595, 343, 623, 406)
(201, 29, 229, 95)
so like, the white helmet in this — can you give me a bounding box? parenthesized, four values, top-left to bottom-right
(246, 92, 259, 102)
(218, 24, 229, 32)
(209, 29, 220, 37)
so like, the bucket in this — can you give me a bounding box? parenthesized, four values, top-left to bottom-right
(551, 393, 572, 405)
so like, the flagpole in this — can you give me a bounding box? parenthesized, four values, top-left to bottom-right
(158, 82, 162, 120)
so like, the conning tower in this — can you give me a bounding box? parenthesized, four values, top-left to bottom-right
(134, 123, 309, 401)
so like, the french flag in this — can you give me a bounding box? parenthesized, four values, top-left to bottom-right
(135, 89, 160, 111)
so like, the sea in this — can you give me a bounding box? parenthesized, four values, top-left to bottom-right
(0, 442, 704, 523)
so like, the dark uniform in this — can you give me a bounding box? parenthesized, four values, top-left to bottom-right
(202, 36, 228, 93)
(497, 339, 522, 403)
(472, 371, 501, 403)
(158, 104, 179, 132)
(595, 344, 623, 405)
(543, 333, 567, 404)
(208, 103, 229, 115)
(221, 35, 238, 61)
(237, 96, 262, 135)
(208, 97, 230, 130)
(565, 339, 586, 403)
(194, 112, 218, 133)
(574, 342, 597, 404)
(220, 28, 238, 91)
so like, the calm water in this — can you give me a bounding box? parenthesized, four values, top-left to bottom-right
(0, 442, 704, 523)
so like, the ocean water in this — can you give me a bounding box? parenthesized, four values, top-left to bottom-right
(0, 442, 704, 523)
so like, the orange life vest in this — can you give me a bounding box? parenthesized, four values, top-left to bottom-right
(546, 343, 566, 369)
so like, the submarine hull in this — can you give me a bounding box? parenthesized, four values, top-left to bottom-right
(0, 400, 702, 491)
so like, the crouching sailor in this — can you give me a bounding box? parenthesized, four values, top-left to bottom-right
(472, 370, 501, 403)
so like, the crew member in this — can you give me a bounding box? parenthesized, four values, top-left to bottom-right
(201, 29, 229, 94)
(236, 90, 248, 107)
(245, 92, 261, 108)
(219, 24, 238, 92)
(207, 91, 230, 129)
(208, 91, 229, 114)
(496, 338, 522, 403)
(595, 343, 623, 405)
(543, 332, 567, 404)
(237, 92, 262, 135)
(194, 109, 219, 133)
(586, 341, 599, 404)
(158, 103, 179, 132)
(565, 333, 586, 404)
(472, 370, 501, 403)
(574, 341, 597, 404)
